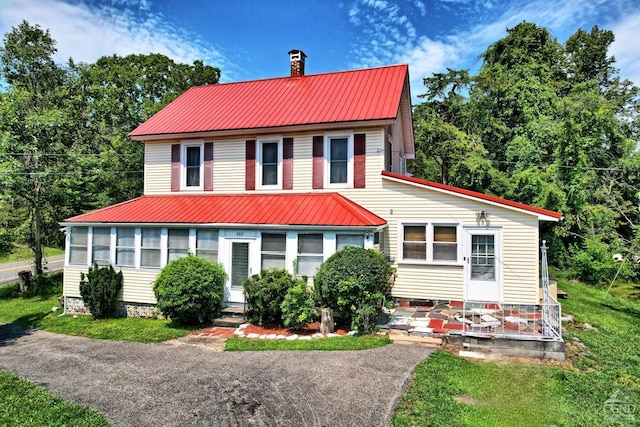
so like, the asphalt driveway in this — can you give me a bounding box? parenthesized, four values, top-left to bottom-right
(0, 324, 433, 426)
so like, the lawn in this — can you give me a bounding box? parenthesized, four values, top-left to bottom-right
(0, 245, 64, 264)
(0, 372, 111, 427)
(393, 278, 640, 427)
(225, 335, 390, 351)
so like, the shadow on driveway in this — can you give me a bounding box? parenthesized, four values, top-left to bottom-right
(0, 328, 434, 426)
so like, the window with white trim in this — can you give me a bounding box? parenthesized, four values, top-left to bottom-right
(92, 227, 111, 266)
(182, 142, 203, 189)
(115, 228, 135, 267)
(261, 233, 286, 270)
(196, 230, 218, 262)
(336, 234, 364, 251)
(168, 229, 189, 261)
(400, 223, 460, 263)
(141, 228, 161, 268)
(257, 137, 282, 188)
(297, 234, 323, 277)
(69, 227, 88, 265)
(325, 133, 353, 187)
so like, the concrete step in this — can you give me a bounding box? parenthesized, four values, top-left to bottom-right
(221, 306, 245, 317)
(213, 316, 244, 328)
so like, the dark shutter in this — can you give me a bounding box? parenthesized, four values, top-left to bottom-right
(203, 142, 213, 191)
(312, 136, 323, 189)
(171, 144, 180, 192)
(283, 137, 293, 190)
(245, 140, 256, 190)
(354, 133, 366, 188)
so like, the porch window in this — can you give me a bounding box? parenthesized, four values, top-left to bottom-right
(92, 227, 111, 266)
(141, 228, 161, 268)
(115, 228, 135, 267)
(402, 225, 427, 260)
(336, 234, 364, 251)
(168, 229, 189, 261)
(261, 233, 286, 270)
(69, 227, 88, 265)
(196, 230, 218, 262)
(433, 226, 457, 261)
(297, 234, 323, 277)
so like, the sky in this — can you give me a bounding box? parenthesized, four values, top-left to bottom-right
(1, 0, 639, 102)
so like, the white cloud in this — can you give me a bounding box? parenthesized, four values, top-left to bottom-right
(610, 12, 640, 87)
(0, 0, 239, 81)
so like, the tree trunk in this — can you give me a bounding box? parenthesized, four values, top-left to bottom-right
(32, 206, 44, 276)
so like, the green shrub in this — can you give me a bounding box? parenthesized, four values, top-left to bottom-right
(0, 228, 13, 255)
(570, 239, 633, 286)
(315, 247, 394, 333)
(79, 264, 123, 319)
(243, 268, 299, 326)
(281, 280, 317, 330)
(153, 254, 226, 325)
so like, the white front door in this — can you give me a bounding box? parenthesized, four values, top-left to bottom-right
(464, 228, 501, 302)
(227, 240, 252, 303)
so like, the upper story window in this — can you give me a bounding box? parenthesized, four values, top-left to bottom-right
(399, 222, 461, 264)
(325, 133, 353, 187)
(257, 137, 282, 189)
(182, 142, 204, 190)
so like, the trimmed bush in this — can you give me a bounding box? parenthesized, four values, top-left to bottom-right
(243, 268, 299, 326)
(281, 280, 317, 330)
(314, 247, 394, 333)
(79, 264, 123, 319)
(153, 254, 226, 325)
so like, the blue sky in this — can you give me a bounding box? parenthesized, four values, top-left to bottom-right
(1, 0, 639, 102)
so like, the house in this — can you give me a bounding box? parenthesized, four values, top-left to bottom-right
(61, 50, 562, 323)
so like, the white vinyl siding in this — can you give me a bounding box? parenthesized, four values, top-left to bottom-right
(63, 267, 158, 304)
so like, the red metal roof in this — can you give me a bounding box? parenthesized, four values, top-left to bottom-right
(129, 65, 409, 137)
(64, 193, 387, 227)
(382, 171, 563, 220)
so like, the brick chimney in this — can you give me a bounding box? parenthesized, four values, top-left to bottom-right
(288, 49, 307, 77)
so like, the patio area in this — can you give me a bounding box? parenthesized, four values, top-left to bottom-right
(379, 298, 563, 342)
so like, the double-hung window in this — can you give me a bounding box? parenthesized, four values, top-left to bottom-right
(115, 228, 135, 267)
(325, 133, 353, 187)
(257, 137, 282, 188)
(92, 227, 111, 266)
(196, 230, 218, 262)
(182, 143, 203, 189)
(141, 228, 161, 268)
(69, 227, 88, 265)
(168, 229, 189, 261)
(297, 234, 323, 277)
(400, 223, 460, 263)
(261, 233, 286, 270)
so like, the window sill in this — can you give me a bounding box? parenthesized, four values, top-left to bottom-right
(398, 260, 464, 267)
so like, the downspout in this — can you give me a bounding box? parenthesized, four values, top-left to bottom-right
(58, 295, 67, 316)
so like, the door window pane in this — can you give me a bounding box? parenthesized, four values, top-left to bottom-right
(168, 229, 189, 261)
(141, 228, 161, 268)
(231, 242, 249, 288)
(196, 230, 218, 262)
(69, 227, 88, 265)
(403, 225, 426, 260)
(186, 146, 200, 187)
(329, 138, 348, 183)
(262, 142, 278, 186)
(261, 233, 286, 270)
(336, 234, 364, 251)
(471, 235, 495, 280)
(116, 228, 135, 267)
(92, 227, 111, 265)
(297, 234, 323, 276)
(433, 226, 457, 261)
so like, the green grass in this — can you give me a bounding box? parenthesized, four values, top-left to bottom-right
(0, 245, 64, 264)
(0, 371, 111, 426)
(224, 335, 391, 351)
(393, 277, 640, 427)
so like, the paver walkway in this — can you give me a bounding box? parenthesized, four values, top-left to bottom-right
(0, 324, 433, 426)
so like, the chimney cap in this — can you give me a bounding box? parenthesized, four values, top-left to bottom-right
(288, 49, 307, 60)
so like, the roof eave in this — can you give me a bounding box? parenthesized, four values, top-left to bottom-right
(129, 119, 396, 142)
